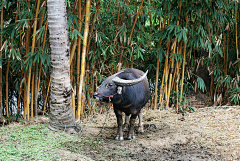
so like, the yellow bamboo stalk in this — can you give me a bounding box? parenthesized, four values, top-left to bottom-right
(154, 4, 168, 109)
(76, 0, 83, 118)
(129, 0, 144, 39)
(43, 77, 51, 116)
(117, 0, 121, 25)
(129, 0, 144, 68)
(153, 58, 160, 109)
(174, 41, 183, 112)
(0, 3, 3, 121)
(24, 1, 31, 118)
(235, 0, 239, 72)
(180, 15, 188, 104)
(37, 18, 48, 97)
(36, 0, 47, 100)
(166, 0, 181, 108)
(70, 40, 76, 117)
(70, 2, 77, 116)
(226, 24, 229, 74)
(161, 14, 172, 106)
(26, 0, 41, 120)
(70, 40, 77, 64)
(77, 0, 91, 120)
(31, 74, 34, 118)
(164, 40, 171, 103)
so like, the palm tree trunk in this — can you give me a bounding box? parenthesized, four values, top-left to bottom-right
(47, 0, 77, 133)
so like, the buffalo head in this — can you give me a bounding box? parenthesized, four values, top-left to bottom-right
(93, 69, 148, 103)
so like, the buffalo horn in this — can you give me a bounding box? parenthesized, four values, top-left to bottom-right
(112, 70, 148, 86)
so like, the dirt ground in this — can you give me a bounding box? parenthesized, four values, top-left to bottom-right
(3, 105, 239, 160)
(66, 105, 240, 161)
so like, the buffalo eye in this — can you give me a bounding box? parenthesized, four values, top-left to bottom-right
(107, 83, 113, 88)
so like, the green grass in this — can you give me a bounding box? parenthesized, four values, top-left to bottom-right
(0, 123, 90, 160)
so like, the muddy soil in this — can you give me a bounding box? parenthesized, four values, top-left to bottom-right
(61, 106, 240, 161)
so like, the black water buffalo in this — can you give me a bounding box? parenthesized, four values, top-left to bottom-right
(93, 68, 150, 140)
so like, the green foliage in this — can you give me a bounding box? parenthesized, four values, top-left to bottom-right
(230, 87, 240, 104)
(0, 0, 240, 118)
(197, 77, 207, 93)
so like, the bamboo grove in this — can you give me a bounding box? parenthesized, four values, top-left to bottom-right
(0, 0, 239, 121)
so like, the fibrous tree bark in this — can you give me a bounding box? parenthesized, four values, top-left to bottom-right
(47, 0, 78, 133)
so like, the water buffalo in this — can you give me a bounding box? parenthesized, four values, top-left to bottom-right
(93, 68, 150, 140)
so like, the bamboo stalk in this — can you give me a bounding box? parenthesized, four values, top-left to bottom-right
(223, 27, 226, 75)
(34, 0, 46, 117)
(43, 77, 51, 116)
(180, 15, 188, 105)
(84, 1, 100, 111)
(26, 0, 41, 120)
(70, 1, 77, 115)
(166, 0, 181, 108)
(129, 0, 144, 68)
(117, 0, 121, 25)
(89, 0, 100, 115)
(153, 57, 160, 109)
(174, 41, 183, 112)
(6, 5, 20, 117)
(31, 74, 34, 118)
(161, 13, 172, 107)
(24, 0, 31, 118)
(70, 39, 76, 115)
(226, 24, 229, 74)
(0, 0, 3, 121)
(37, 18, 48, 98)
(6, 62, 10, 117)
(90, 71, 94, 116)
(77, 0, 91, 120)
(42, 81, 45, 113)
(17, 73, 23, 113)
(129, 0, 144, 39)
(154, 4, 168, 109)
(76, 0, 85, 118)
(164, 39, 171, 105)
(207, 22, 213, 102)
(235, 0, 239, 72)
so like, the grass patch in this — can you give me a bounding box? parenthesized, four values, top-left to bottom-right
(0, 123, 90, 160)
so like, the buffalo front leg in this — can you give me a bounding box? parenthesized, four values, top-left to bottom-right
(128, 115, 137, 140)
(114, 109, 124, 141)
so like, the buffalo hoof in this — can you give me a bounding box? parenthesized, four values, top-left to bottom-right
(127, 134, 136, 140)
(115, 135, 124, 141)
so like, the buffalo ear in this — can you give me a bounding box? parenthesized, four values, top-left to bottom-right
(117, 86, 122, 94)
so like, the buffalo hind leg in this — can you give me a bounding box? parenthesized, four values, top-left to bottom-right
(138, 109, 144, 132)
(124, 110, 144, 133)
(128, 114, 137, 140)
(114, 109, 124, 141)
(123, 114, 130, 131)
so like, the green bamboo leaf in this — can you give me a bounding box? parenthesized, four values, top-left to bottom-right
(197, 77, 207, 92)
